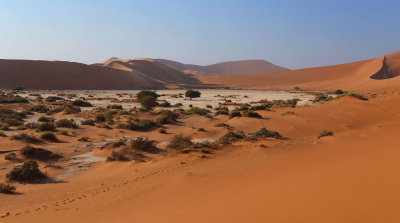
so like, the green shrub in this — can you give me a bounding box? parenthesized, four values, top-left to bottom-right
(229, 110, 242, 119)
(20, 145, 61, 160)
(107, 104, 123, 109)
(158, 127, 167, 134)
(38, 122, 56, 131)
(318, 130, 334, 138)
(168, 134, 193, 150)
(215, 123, 230, 128)
(118, 119, 156, 131)
(138, 95, 158, 110)
(187, 107, 209, 116)
(197, 128, 206, 131)
(215, 110, 229, 116)
(81, 119, 95, 126)
(107, 151, 129, 161)
(55, 119, 78, 128)
(59, 130, 69, 136)
(156, 110, 178, 124)
(137, 91, 159, 100)
(6, 161, 47, 183)
(334, 89, 344, 94)
(46, 96, 64, 102)
(95, 114, 106, 122)
(30, 105, 50, 113)
(40, 132, 58, 141)
(4, 152, 16, 161)
(0, 95, 28, 104)
(0, 130, 6, 137)
(218, 131, 245, 144)
(185, 90, 201, 99)
(249, 127, 282, 139)
(117, 110, 130, 115)
(159, 101, 171, 107)
(12, 133, 41, 143)
(243, 110, 262, 118)
(280, 111, 295, 116)
(72, 100, 92, 107)
(38, 116, 50, 122)
(0, 124, 9, 131)
(130, 137, 157, 152)
(0, 183, 16, 194)
(78, 136, 90, 142)
(104, 109, 119, 117)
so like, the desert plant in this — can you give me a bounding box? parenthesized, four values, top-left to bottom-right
(30, 105, 50, 113)
(78, 136, 90, 142)
(0, 124, 10, 131)
(0, 130, 6, 137)
(130, 137, 157, 152)
(243, 110, 262, 118)
(40, 132, 58, 141)
(136, 91, 159, 100)
(218, 131, 245, 144)
(81, 119, 95, 126)
(4, 152, 16, 161)
(6, 161, 47, 183)
(107, 104, 123, 109)
(95, 114, 106, 122)
(0, 95, 28, 104)
(55, 119, 78, 128)
(187, 106, 209, 116)
(12, 133, 41, 143)
(0, 183, 16, 194)
(72, 100, 92, 107)
(185, 90, 201, 99)
(38, 122, 56, 131)
(38, 116, 50, 122)
(158, 127, 167, 134)
(20, 145, 61, 161)
(138, 95, 158, 110)
(229, 110, 242, 119)
(280, 111, 295, 116)
(156, 110, 179, 124)
(249, 127, 282, 139)
(107, 151, 129, 161)
(318, 130, 334, 138)
(168, 134, 193, 150)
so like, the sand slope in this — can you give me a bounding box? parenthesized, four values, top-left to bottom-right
(200, 51, 400, 92)
(0, 59, 164, 90)
(156, 59, 288, 76)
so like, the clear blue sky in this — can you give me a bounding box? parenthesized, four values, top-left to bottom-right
(0, 0, 399, 69)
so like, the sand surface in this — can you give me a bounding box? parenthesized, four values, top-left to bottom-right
(2, 91, 400, 222)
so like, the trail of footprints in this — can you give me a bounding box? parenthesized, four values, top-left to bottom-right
(1, 156, 201, 219)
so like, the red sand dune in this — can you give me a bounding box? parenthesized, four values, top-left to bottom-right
(200, 51, 400, 92)
(155, 59, 288, 76)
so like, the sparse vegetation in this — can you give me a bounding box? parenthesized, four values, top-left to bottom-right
(168, 134, 193, 150)
(156, 110, 179, 124)
(81, 119, 95, 126)
(107, 151, 129, 161)
(6, 161, 47, 183)
(130, 137, 158, 152)
(280, 111, 295, 116)
(55, 119, 78, 128)
(185, 89, 201, 99)
(219, 131, 245, 144)
(4, 152, 16, 161)
(318, 130, 334, 138)
(12, 133, 41, 143)
(243, 110, 262, 118)
(38, 122, 56, 131)
(187, 106, 209, 116)
(40, 132, 58, 141)
(0, 95, 28, 104)
(78, 136, 90, 142)
(20, 145, 62, 161)
(158, 127, 167, 134)
(0, 183, 16, 194)
(72, 100, 92, 107)
(229, 110, 242, 119)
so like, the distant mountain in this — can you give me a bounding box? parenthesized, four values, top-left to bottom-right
(155, 59, 288, 76)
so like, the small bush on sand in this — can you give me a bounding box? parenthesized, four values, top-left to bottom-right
(243, 110, 262, 118)
(130, 137, 157, 152)
(280, 111, 295, 116)
(118, 119, 156, 131)
(95, 114, 106, 122)
(107, 104, 123, 109)
(107, 151, 129, 161)
(104, 109, 119, 117)
(156, 110, 179, 125)
(197, 128, 206, 131)
(218, 131, 246, 144)
(81, 119, 95, 126)
(138, 96, 158, 110)
(158, 127, 167, 134)
(334, 89, 344, 94)
(137, 91, 159, 101)
(78, 136, 90, 142)
(215, 123, 230, 128)
(185, 89, 201, 99)
(20, 145, 61, 161)
(187, 107, 209, 116)
(229, 110, 242, 119)
(117, 110, 130, 115)
(40, 132, 58, 141)
(248, 127, 282, 139)
(317, 130, 334, 138)
(12, 133, 41, 143)
(52, 105, 81, 114)
(38, 122, 56, 131)
(72, 100, 92, 107)
(30, 105, 50, 113)
(168, 134, 193, 150)
(6, 161, 47, 183)
(0, 95, 28, 104)
(59, 130, 69, 136)
(55, 119, 78, 128)
(0, 183, 16, 194)
(4, 152, 16, 161)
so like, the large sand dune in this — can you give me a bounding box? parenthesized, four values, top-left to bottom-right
(156, 59, 288, 76)
(0, 60, 164, 90)
(200, 51, 400, 92)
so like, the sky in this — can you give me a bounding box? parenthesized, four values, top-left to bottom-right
(0, 0, 399, 69)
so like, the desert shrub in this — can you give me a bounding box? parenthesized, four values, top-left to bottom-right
(136, 91, 159, 100)
(38, 116, 50, 122)
(52, 105, 80, 114)
(248, 127, 282, 139)
(197, 128, 206, 131)
(187, 107, 209, 116)
(168, 134, 193, 150)
(25, 122, 39, 129)
(4, 118, 23, 126)
(95, 114, 106, 122)
(156, 110, 179, 125)
(185, 90, 201, 99)
(318, 130, 334, 138)
(313, 93, 332, 103)
(12, 133, 41, 143)
(159, 101, 171, 107)
(4, 152, 16, 161)
(78, 136, 90, 142)
(104, 109, 119, 117)
(6, 161, 47, 183)
(20, 145, 61, 160)
(107, 104, 123, 109)
(0, 130, 6, 137)
(0, 108, 26, 125)
(107, 151, 129, 161)
(0, 183, 16, 194)
(0, 95, 28, 104)
(130, 137, 157, 152)
(343, 92, 368, 101)
(218, 131, 246, 144)
(111, 139, 126, 148)
(250, 104, 267, 111)
(334, 89, 344, 94)
(243, 110, 262, 118)
(158, 127, 167, 134)
(72, 100, 92, 107)
(174, 102, 183, 107)
(138, 95, 158, 110)
(38, 122, 56, 131)
(40, 132, 58, 141)
(280, 111, 295, 116)
(55, 119, 78, 128)
(0, 124, 10, 131)
(229, 110, 242, 119)
(81, 119, 95, 126)
(46, 96, 64, 102)
(215, 110, 229, 116)
(30, 105, 50, 113)
(117, 110, 130, 115)
(59, 130, 69, 136)
(119, 119, 156, 131)
(215, 123, 230, 128)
